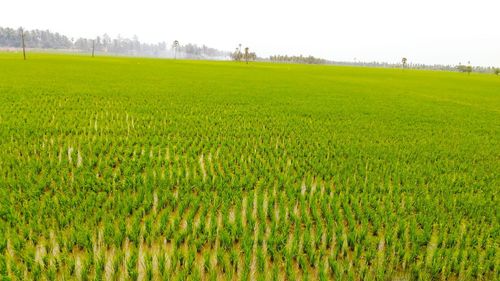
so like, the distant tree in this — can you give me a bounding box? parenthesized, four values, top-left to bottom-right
(19, 27, 26, 60)
(494, 68, 500, 76)
(231, 48, 238, 61)
(132, 35, 141, 53)
(402, 57, 407, 69)
(466, 61, 472, 75)
(457, 63, 466, 73)
(466, 65, 472, 75)
(237, 47, 257, 63)
(231, 46, 244, 61)
(457, 64, 473, 75)
(102, 34, 111, 52)
(172, 40, 179, 59)
(244, 47, 249, 64)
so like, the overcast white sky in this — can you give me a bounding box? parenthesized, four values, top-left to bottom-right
(1, 0, 499, 66)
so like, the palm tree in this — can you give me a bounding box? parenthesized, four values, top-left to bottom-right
(172, 40, 179, 59)
(19, 27, 26, 60)
(402, 57, 407, 69)
(244, 47, 249, 64)
(232, 48, 239, 61)
(466, 65, 472, 75)
(238, 43, 242, 61)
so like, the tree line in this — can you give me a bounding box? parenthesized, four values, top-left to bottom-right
(268, 54, 499, 75)
(269, 54, 329, 64)
(1, 26, 499, 73)
(0, 27, 72, 49)
(0, 27, 229, 59)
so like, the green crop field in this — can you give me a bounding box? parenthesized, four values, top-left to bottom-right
(0, 53, 498, 281)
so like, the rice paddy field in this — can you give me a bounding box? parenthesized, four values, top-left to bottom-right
(0, 52, 499, 280)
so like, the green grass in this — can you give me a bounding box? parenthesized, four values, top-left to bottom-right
(0, 52, 499, 280)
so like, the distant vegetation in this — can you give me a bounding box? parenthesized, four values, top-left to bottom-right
(1, 26, 499, 73)
(269, 54, 329, 64)
(230, 45, 257, 63)
(0, 26, 229, 59)
(457, 63, 473, 75)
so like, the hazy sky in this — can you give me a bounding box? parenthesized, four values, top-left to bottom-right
(2, 0, 499, 66)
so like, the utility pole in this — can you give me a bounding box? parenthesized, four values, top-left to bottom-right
(92, 39, 95, 57)
(20, 27, 26, 60)
(173, 40, 179, 59)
